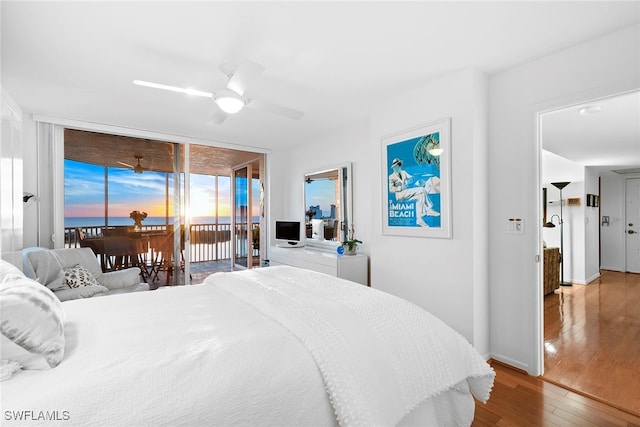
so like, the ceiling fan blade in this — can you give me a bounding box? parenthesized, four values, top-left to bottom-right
(133, 80, 212, 98)
(210, 108, 228, 125)
(226, 59, 265, 96)
(117, 161, 134, 169)
(247, 98, 304, 120)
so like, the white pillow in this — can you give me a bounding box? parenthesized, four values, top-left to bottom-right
(0, 273, 65, 372)
(24, 250, 67, 292)
(0, 360, 22, 381)
(64, 264, 100, 288)
(0, 259, 22, 281)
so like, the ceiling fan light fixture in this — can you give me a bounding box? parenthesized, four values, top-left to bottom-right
(213, 91, 245, 114)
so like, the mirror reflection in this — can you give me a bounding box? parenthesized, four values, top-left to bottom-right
(304, 164, 351, 244)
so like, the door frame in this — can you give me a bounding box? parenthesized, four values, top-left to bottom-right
(231, 158, 262, 269)
(625, 177, 640, 273)
(535, 89, 639, 376)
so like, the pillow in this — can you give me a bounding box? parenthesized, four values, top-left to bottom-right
(0, 273, 65, 372)
(64, 264, 100, 288)
(53, 285, 109, 301)
(0, 360, 22, 381)
(24, 249, 67, 292)
(0, 259, 22, 281)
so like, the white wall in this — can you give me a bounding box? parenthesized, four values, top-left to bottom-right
(21, 116, 58, 249)
(541, 151, 585, 284)
(271, 68, 490, 356)
(370, 68, 489, 352)
(22, 115, 39, 247)
(489, 24, 639, 374)
(1, 86, 24, 267)
(541, 153, 603, 285)
(583, 167, 600, 283)
(269, 118, 370, 229)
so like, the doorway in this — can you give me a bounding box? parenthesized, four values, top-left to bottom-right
(539, 90, 640, 415)
(625, 178, 640, 273)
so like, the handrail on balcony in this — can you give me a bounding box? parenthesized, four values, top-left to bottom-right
(64, 223, 257, 263)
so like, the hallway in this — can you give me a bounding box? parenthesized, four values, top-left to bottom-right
(543, 270, 640, 416)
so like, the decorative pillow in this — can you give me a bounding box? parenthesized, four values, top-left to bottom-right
(64, 264, 100, 288)
(0, 273, 65, 372)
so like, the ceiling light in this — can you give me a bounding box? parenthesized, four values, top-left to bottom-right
(579, 105, 601, 115)
(428, 148, 444, 156)
(213, 90, 245, 114)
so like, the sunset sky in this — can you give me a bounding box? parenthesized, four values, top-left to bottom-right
(64, 159, 238, 218)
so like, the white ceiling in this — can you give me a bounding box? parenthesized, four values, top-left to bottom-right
(542, 90, 640, 175)
(2, 1, 639, 164)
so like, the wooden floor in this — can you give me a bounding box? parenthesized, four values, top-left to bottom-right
(543, 270, 640, 416)
(474, 271, 640, 425)
(473, 362, 640, 426)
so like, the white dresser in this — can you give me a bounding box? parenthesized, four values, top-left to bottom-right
(269, 246, 368, 285)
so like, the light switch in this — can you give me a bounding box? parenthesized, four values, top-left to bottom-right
(507, 218, 524, 235)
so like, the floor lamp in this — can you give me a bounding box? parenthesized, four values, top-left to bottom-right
(544, 181, 572, 286)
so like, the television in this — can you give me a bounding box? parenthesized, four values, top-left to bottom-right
(275, 220, 304, 247)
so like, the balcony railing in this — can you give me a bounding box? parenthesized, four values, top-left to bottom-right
(65, 224, 237, 263)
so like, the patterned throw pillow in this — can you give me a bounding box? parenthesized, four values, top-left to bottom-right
(64, 264, 100, 288)
(0, 273, 65, 372)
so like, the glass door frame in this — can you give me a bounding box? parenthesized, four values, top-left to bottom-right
(51, 119, 269, 282)
(232, 162, 252, 269)
(231, 158, 263, 270)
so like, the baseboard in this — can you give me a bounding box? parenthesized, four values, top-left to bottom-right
(487, 358, 529, 376)
(487, 353, 530, 374)
(600, 265, 625, 272)
(566, 271, 601, 285)
(586, 272, 601, 284)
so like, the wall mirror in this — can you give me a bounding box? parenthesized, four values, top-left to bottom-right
(303, 163, 352, 247)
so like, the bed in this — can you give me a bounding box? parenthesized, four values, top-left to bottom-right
(1, 264, 494, 426)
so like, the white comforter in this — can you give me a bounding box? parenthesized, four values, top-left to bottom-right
(1, 266, 493, 427)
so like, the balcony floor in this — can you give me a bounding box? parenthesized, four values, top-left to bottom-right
(147, 259, 236, 289)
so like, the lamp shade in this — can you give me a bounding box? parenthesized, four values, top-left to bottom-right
(551, 181, 570, 190)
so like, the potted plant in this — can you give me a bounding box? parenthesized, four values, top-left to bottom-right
(342, 224, 362, 255)
(129, 210, 148, 231)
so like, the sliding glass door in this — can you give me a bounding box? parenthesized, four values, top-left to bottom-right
(63, 129, 266, 285)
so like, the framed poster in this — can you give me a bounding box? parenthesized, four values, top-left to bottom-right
(381, 118, 452, 238)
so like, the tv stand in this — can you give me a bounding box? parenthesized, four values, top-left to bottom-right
(269, 245, 368, 285)
(275, 242, 304, 248)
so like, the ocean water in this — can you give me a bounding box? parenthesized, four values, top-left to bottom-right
(64, 216, 260, 228)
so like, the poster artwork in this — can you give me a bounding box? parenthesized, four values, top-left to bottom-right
(386, 132, 441, 228)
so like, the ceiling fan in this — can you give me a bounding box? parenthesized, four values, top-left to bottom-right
(117, 155, 148, 174)
(133, 59, 304, 124)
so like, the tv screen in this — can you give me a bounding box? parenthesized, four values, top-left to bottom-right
(275, 220, 301, 244)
